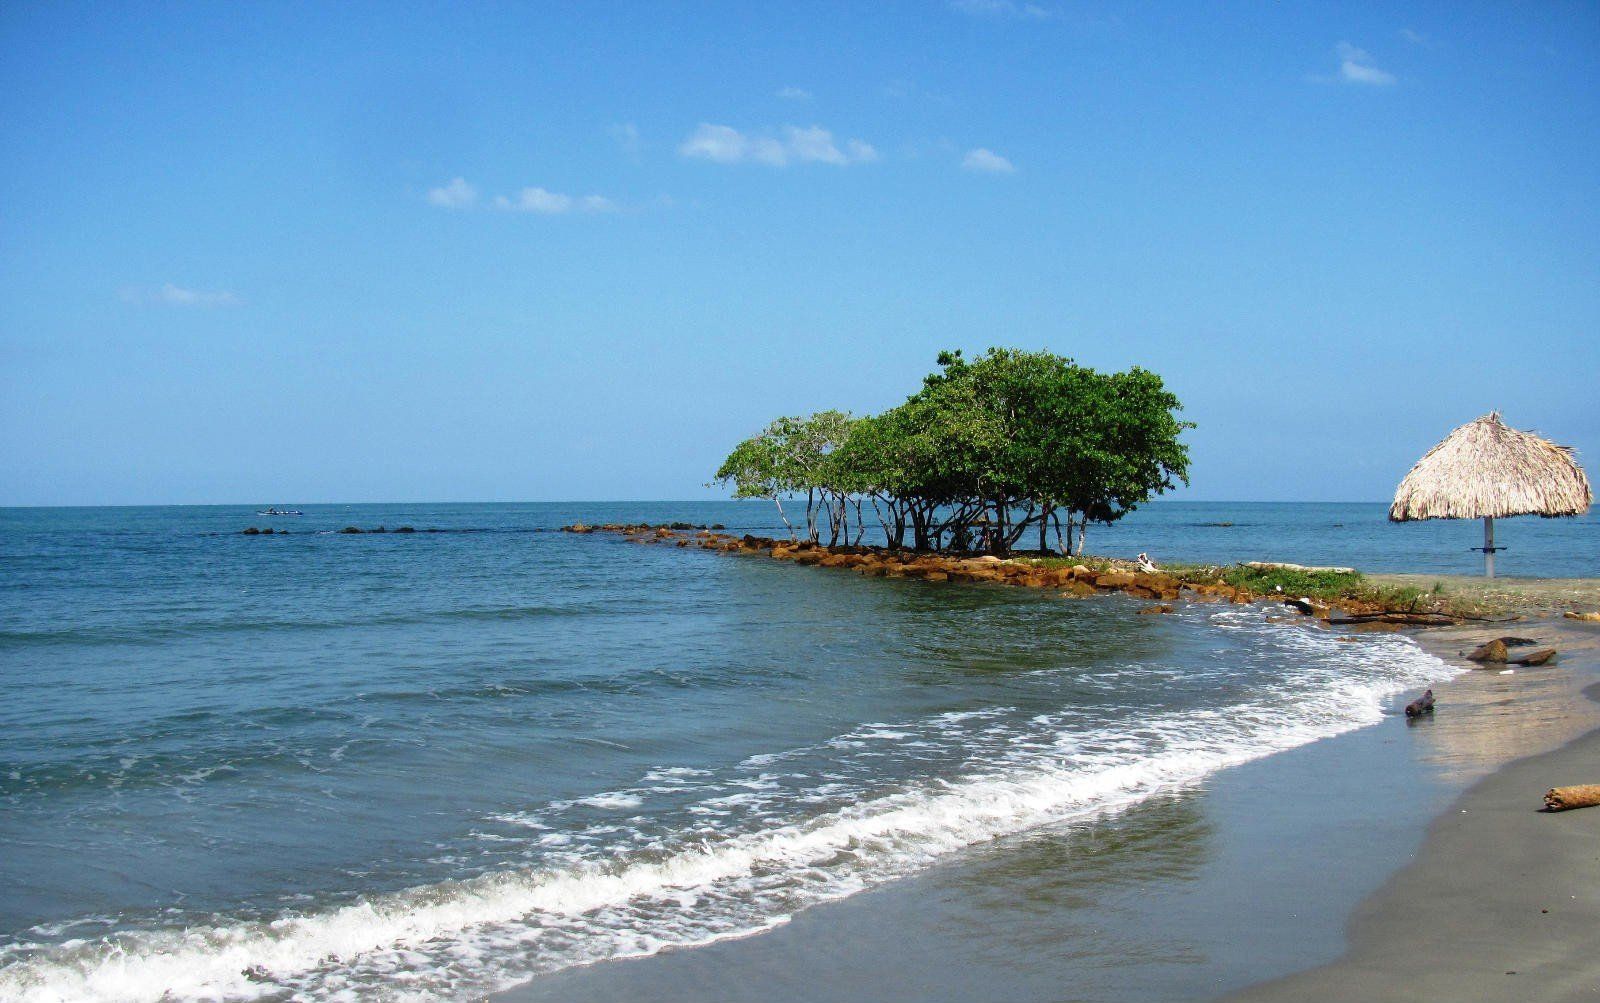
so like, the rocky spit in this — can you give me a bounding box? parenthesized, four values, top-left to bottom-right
(560, 523, 1476, 628)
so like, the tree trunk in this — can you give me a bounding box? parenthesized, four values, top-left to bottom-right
(773, 496, 795, 541)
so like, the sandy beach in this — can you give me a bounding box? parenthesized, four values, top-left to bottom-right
(1227, 617, 1600, 1002)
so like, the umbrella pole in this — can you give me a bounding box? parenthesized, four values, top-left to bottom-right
(1483, 516, 1495, 579)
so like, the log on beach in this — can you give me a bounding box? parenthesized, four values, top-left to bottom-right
(1543, 785, 1600, 812)
(1404, 689, 1435, 718)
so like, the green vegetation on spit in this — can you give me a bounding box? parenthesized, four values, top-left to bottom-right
(716, 348, 1193, 556)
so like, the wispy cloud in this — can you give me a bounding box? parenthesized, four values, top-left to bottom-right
(427, 179, 620, 215)
(776, 86, 813, 101)
(427, 176, 477, 209)
(961, 148, 1016, 174)
(1333, 42, 1396, 85)
(121, 284, 241, 308)
(948, 0, 1056, 19)
(678, 123, 878, 166)
(1398, 28, 1439, 49)
(493, 187, 617, 215)
(609, 122, 642, 157)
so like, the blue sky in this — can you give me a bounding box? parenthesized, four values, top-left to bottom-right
(2, 1, 1596, 505)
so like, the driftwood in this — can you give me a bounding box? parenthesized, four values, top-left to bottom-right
(1544, 785, 1600, 812)
(1244, 561, 1357, 575)
(1404, 689, 1435, 718)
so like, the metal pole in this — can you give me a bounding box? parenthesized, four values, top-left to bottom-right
(1484, 516, 1495, 579)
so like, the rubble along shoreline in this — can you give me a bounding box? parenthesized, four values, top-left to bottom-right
(560, 522, 1473, 628)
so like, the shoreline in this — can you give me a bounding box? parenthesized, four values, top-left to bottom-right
(482, 583, 1600, 1002)
(1225, 616, 1600, 1001)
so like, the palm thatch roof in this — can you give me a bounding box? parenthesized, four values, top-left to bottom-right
(1390, 412, 1592, 522)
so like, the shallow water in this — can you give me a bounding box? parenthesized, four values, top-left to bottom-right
(0, 501, 1571, 1000)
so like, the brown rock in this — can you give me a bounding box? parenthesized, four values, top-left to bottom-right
(1095, 570, 1135, 588)
(1512, 648, 1557, 666)
(1467, 638, 1509, 664)
(1137, 604, 1175, 615)
(1059, 581, 1097, 598)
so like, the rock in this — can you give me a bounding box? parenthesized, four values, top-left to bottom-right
(394, 526, 415, 533)
(1094, 570, 1135, 588)
(242, 527, 260, 535)
(564, 523, 593, 534)
(1564, 611, 1600, 622)
(1284, 597, 1333, 620)
(339, 526, 362, 534)
(1467, 638, 1509, 664)
(1512, 648, 1557, 666)
(1059, 581, 1097, 598)
(1404, 689, 1435, 717)
(1137, 604, 1175, 615)
(922, 571, 950, 582)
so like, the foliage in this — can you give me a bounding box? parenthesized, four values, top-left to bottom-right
(716, 348, 1194, 553)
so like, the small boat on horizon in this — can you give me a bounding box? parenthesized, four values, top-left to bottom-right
(257, 507, 304, 516)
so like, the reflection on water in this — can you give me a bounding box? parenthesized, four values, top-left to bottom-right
(1408, 625, 1600, 783)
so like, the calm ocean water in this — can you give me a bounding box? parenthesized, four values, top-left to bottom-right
(0, 501, 1591, 1001)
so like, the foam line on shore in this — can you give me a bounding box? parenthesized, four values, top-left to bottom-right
(0, 615, 1457, 1003)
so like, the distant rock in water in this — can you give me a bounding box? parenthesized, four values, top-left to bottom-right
(340, 527, 363, 534)
(395, 526, 415, 533)
(241, 527, 287, 535)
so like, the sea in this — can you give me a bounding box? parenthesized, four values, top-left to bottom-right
(0, 501, 1595, 1002)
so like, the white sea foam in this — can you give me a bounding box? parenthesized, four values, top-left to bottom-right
(0, 613, 1457, 1003)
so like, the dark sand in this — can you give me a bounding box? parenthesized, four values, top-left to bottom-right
(1228, 619, 1600, 1002)
(493, 619, 1600, 1003)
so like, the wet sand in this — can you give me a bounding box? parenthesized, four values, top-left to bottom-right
(490, 618, 1600, 1003)
(1228, 618, 1600, 1002)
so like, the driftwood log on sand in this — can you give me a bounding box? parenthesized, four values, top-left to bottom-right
(1544, 785, 1600, 812)
(1404, 689, 1435, 718)
(1244, 561, 1357, 575)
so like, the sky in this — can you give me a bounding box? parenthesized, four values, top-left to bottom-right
(1, 1, 1596, 506)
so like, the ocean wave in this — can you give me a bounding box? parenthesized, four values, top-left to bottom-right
(0, 614, 1456, 1003)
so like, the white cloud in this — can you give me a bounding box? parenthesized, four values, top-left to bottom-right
(121, 284, 241, 307)
(777, 86, 813, 100)
(492, 186, 618, 214)
(677, 123, 878, 166)
(1335, 42, 1396, 85)
(961, 148, 1016, 174)
(949, 0, 1055, 19)
(427, 176, 477, 209)
(609, 122, 642, 156)
(1398, 28, 1438, 49)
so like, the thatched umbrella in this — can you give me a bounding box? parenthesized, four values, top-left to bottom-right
(1389, 412, 1592, 577)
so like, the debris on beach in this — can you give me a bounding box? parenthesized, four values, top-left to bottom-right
(1404, 689, 1435, 717)
(1543, 785, 1600, 812)
(1465, 637, 1556, 666)
(1565, 611, 1600, 622)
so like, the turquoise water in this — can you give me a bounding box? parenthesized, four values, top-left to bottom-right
(0, 501, 1587, 1001)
